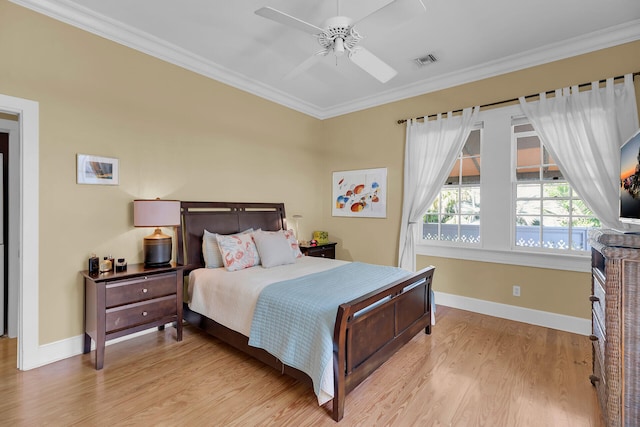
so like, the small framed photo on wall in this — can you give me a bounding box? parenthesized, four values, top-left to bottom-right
(76, 154, 119, 185)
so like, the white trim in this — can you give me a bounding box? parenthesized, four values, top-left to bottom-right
(417, 244, 591, 273)
(37, 325, 172, 367)
(8, 0, 640, 119)
(435, 291, 590, 336)
(0, 94, 39, 370)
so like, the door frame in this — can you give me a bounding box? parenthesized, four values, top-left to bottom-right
(0, 94, 39, 370)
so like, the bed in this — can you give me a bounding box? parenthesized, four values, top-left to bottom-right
(176, 201, 434, 421)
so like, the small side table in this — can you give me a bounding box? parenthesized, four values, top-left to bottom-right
(300, 242, 337, 259)
(81, 263, 183, 370)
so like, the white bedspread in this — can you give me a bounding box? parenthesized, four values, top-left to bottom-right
(188, 256, 348, 338)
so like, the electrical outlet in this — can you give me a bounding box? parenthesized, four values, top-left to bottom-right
(513, 285, 521, 297)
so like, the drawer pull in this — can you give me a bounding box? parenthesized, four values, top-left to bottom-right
(589, 295, 600, 302)
(142, 288, 148, 294)
(589, 334, 599, 342)
(142, 311, 148, 317)
(144, 276, 148, 280)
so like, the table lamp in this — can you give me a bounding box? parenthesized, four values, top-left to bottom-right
(133, 199, 181, 267)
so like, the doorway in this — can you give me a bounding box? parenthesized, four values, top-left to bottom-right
(0, 94, 39, 370)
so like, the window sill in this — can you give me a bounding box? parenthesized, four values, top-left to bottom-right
(415, 243, 590, 273)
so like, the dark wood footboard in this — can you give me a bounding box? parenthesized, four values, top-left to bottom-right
(332, 266, 434, 421)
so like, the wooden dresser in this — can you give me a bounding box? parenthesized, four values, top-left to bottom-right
(82, 263, 183, 370)
(588, 229, 640, 426)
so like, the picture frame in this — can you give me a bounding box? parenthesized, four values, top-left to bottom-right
(76, 154, 119, 185)
(332, 167, 387, 218)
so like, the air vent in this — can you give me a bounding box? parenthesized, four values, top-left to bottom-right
(414, 53, 438, 66)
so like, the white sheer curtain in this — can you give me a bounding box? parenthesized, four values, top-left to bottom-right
(519, 74, 639, 230)
(398, 106, 479, 272)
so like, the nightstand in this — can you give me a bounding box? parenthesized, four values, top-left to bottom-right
(300, 242, 337, 259)
(81, 263, 183, 370)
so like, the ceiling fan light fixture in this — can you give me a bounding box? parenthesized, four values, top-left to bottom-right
(334, 37, 345, 56)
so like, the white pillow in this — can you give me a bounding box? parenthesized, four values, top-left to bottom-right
(202, 228, 253, 268)
(252, 230, 296, 268)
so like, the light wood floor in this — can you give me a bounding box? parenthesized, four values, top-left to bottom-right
(0, 306, 603, 426)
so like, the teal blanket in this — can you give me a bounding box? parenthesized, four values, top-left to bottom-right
(248, 262, 410, 398)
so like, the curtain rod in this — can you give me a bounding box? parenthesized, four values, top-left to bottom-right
(396, 71, 640, 125)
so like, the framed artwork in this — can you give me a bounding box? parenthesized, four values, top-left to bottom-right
(332, 167, 387, 218)
(76, 154, 119, 185)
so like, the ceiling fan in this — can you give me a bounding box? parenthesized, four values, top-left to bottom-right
(255, 0, 426, 83)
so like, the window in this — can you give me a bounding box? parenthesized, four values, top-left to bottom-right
(416, 104, 596, 272)
(423, 129, 481, 244)
(513, 123, 600, 252)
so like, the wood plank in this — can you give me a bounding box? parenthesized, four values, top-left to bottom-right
(0, 307, 603, 426)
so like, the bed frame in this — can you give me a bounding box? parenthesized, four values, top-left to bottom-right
(177, 201, 434, 421)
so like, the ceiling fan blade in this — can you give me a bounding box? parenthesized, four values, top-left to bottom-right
(349, 47, 397, 83)
(354, 0, 426, 36)
(255, 7, 324, 35)
(284, 52, 327, 80)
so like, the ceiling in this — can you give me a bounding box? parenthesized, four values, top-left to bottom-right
(12, 0, 640, 119)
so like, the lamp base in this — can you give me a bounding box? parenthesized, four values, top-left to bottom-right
(143, 229, 172, 267)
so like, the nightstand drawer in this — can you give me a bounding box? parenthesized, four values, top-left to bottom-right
(305, 246, 334, 258)
(106, 272, 177, 307)
(106, 294, 177, 333)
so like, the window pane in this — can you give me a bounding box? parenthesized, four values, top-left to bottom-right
(516, 215, 541, 226)
(543, 182, 570, 198)
(423, 129, 481, 245)
(460, 187, 480, 214)
(516, 200, 540, 215)
(517, 136, 541, 168)
(543, 199, 570, 216)
(517, 184, 540, 199)
(542, 227, 569, 250)
(446, 160, 460, 185)
(461, 157, 480, 184)
(516, 224, 541, 247)
(542, 164, 562, 180)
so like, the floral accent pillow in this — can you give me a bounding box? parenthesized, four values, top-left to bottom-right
(202, 228, 253, 268)
(216, 232, 261, 272)
(283, 229, 303, 258)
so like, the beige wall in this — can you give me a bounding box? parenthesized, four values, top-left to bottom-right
(0, 2, 324, 344)
(1, 1, 639, 345)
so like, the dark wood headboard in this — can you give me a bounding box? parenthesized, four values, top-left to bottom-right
(176, 201, 287, 271)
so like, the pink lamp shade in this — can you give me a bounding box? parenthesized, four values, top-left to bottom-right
(133, 199, 181, 267)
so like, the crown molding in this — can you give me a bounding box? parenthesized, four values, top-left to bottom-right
(10, 1, 640, 120)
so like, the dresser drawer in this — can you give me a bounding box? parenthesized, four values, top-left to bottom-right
(592, 312, 606, 374)
(105, 272, 177, 308)
(591, 273, 606, 334)
(106, 294, 177, 333)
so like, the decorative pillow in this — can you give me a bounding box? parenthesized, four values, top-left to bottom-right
(253, 230, 296, 268)
(202, 228, 253, 268)
(216, 232, 261, 272)
(283, 229, 303, 258)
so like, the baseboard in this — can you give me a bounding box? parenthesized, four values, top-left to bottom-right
(34, 326, 167, 369)
(434, 291, 591, 336)
(33, 296, 590, 369)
